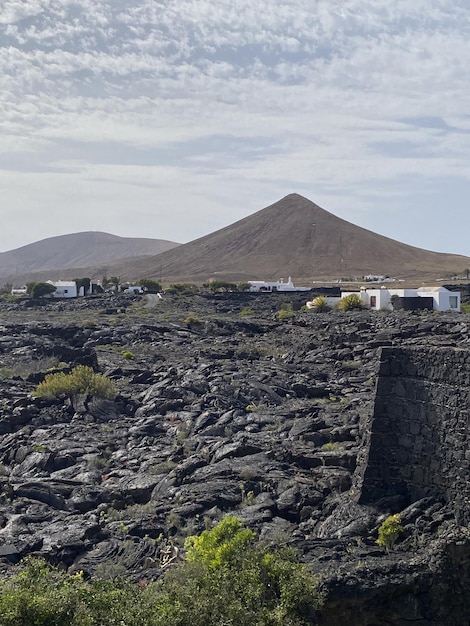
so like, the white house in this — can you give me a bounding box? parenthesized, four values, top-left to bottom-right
(11, 286, 28, 296)
(416, 287, 460, 311)
(248, 276, 310, 293)
(123, 285, 144, 294)
(339, 286, 460, 312)
(47, 280, 78, 298)
(363, 275, 395, 283)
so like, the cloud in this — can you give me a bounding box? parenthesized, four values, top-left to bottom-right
(0, 0, 469, 254)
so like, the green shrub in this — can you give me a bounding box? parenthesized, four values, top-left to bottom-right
(156, 516, 324, 625)
(376, 513, 404, 551)
(237, 282, 252, 292)
(277, 303, 294, 320)
(336, 293, 365, 311)
(309, 295, 330, 312)
(208, 280, 238, 293)
(121, 350, 135, 360)
(139, 279, 162, 292)
(239, 306, 254, 316)
(320, 442, 341, 451)
(166, 283, 199, 295)
(460, 303, 470, 314)
(33, 365, 117, 400)
(0, 519, 323, 626)
(31, 282, 57, 299)
(0, 557, 150, 626)
(182, 312, 201, 325)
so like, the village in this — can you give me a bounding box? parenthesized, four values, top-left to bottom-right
(7, 274, 462, 313)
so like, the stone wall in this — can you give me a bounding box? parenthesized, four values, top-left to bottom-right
(357, 346, 470, 522)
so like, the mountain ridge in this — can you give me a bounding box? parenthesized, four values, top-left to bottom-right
(0, 231, 180, 282)
(1, 194, 469, 285)
(107, 193, 470, 283)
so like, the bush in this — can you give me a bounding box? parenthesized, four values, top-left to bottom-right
(336, 293, 365, 311)
(182, 312, 201, 325)
(30, 282, 57, 299)
(208, 280, 237, 293)
(0, 557, 150, 626)
(121, 350, 135, 360)
(33, 365, 117, 400)
(376, 513, 404, 551)
(277, 303, 295, 320)
(237, 282, 252, 292)
(239, 306, 254, 316)
(156, 516, 324, 625)
(139, 279, 162, 293)
(309, 295, 330, 312)
(166, 283, 199, 295)
(0, 519, 323, 626)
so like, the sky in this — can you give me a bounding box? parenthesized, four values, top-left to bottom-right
(1, 0, 470, 255)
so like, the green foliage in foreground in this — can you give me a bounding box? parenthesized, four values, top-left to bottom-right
(0, 517, 323, 626)
(33, 365, 117, 400)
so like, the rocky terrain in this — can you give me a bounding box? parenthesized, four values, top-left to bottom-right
(0, 292, 469, 625)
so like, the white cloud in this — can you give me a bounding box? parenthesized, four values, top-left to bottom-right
(0, 0, 469, 255)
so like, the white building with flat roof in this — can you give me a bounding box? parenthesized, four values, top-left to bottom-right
(248, 276, 310, 293)
(339, 286, 460, 312)
(47, 280, 78, 298)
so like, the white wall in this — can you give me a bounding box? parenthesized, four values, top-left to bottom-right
(417, 288, 460, 312)
(51, 283, 77, 298)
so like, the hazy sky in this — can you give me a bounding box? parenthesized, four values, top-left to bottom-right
(1, 0, 470, 255)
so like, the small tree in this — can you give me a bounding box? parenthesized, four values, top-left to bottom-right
(209, 280, 237, 293)
(0, 283, 12, 295)
(138, 279, 162, 292)
(166, 283, 199, 295)
(31, 282, 56, 299)
(109, 276, 120, 289)
(376, 514, 404, 551)
(237, 282, 251, 292)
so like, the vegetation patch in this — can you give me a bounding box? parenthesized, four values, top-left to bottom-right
(33, 365, 117, 400)
(277, 303, 295, 320)
(376, 513, 404, 551)
(309, 295, 331, 312)
(336, 293, 366, 311)
(0, 517, 323, 626)
(121, 350, 135, 360)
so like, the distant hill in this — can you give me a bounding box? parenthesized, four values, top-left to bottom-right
(0, 232, 180, 284)
(2, 195, 469, 287)
(110, 194, 470, 284)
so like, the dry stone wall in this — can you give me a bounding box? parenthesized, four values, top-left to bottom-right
(358, 346, 470, 522)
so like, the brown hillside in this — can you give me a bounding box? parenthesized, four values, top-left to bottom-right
(113, 194, 470, 284)
(0, 232, 180, 283)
